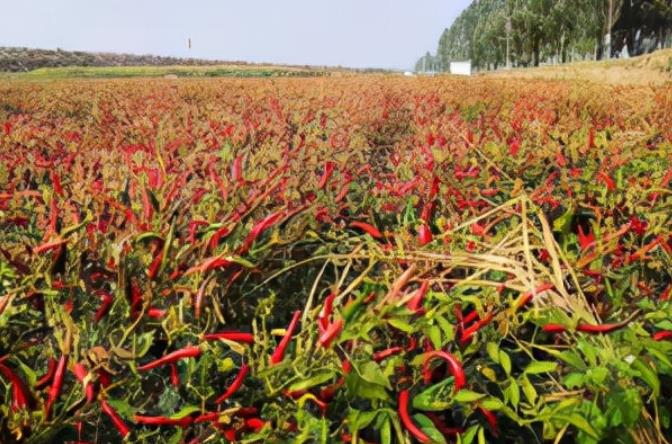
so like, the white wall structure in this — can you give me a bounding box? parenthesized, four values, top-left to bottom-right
(449, 61, 472, 76)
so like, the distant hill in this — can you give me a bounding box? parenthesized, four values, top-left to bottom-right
(0, 47, 242, 72)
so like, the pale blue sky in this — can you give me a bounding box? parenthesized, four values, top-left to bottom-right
(0, 1, 470, 70)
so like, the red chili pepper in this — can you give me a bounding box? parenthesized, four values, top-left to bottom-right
(240, 211, 284, 253)
(232, 154, 244, 183)
(45, 354, 68, 419)
(271, 310, 301, 364)
(245, 417, 267, 432)
(653, 331, 672, 341)
(95, 291, 113, 322)
(147, 251, 163, 280)
(373, 346, 404, 362)
(471, 222, 487, 237)
(101, 399, 131, 438)
(169, 363, 180, 387)
(597, 171, 616, 191)
(194, 412, 220, 423)
(517, 283, 555, 308)
(460, 312, 494, 345)
(576, 322, 628, 334)
(134, 415, 193, 428)
(98, 369, 112, 388)
(0, 362, 33, 411)
(319, 293, 336, 330)
(32, 238, 67, 255)
(398, 390, 430, 443)
(215, 363, 249, 404)
(137, 346, 202, 371)
(147, 307, 166, 319)
(349, 221, 383, 239)
(407, 281, 429, 312)
(418, 224, 432, 246)
(542, 324, 568, 334)
(577, 226, 595, 251)
(422, 350, 467, 390)
(319, 319, 343, 348)
(35, 357, 57, 389)
(478, 407, 499, 436)
(318, 161, 336, 189)
(73, 362, 95, 403)
(203, 331, 255, 344)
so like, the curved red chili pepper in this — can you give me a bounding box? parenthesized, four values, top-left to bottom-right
(319, 319, 343, 348)
(137, 346, 202, 371)
(653, 331, 672, 341)
(398, 390, 430, 443)
(576, 322, 629, 334)
(35, 357, 57, 389)
(95, 291, 113, 322)
(460, 312, 494, 345)
(478, 407, 499, 436)
(101, 399, 131, 438)
(270, 310, 301, 364)
(215, 363, 249, 404)
(542, 324, 568, 334)
(373, 346, 404, 362)
(0, 362, 33, 411)
(319, 293, 336, 330)
(73, 362, 95, 403)
(240, 211, 284, 253)
(407, 281, 429, 312)
(134, 415, 193, 428)
(318, 161, 335, 189)
(45, 354, 68, 419)
(517, 283, 555, 308)
(32, 239, 67, 255)
(422, 350, 466, 391)
(204, 331, 255, 344)
(349, 221, 383, 239)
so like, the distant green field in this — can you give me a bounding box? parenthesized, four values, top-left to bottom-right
(5, 64, 331, 79)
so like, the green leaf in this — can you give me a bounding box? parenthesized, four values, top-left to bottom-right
(486, 342, 500, 364)
(499, 350, 512, 375)
(458, 424, 480, 444)
(359, 361, 392, 389)
(388, 318, 414, 333)
(414, 414, 448, 444)
(632, 358, 660, 397)
(413, 378, 454, 411)
(524, 361, 558, 374)
(505, 378, 520, 408)
(563, 372, 585, 389)
(552, 206, 574, 234)
(346, 372, 389, 401)
(557, 413, 600, 439)
(520, 375, 537, 404)
(481, 397, 504, 411)
(427, 325, 442, 349)
(288, 370, 335, 392)
(347, 408, 378, 432)
(435, 315, 455, 341)
(453, 390, 486, 403)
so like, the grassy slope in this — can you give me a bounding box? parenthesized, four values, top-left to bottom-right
(3, 64, 331, 80)
(484, 48, 672, 85)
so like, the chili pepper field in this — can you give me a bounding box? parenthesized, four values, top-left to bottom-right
(1, 75, 672, 443)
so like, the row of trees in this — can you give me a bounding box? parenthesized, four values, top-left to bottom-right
(416, 0, 672, 72)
